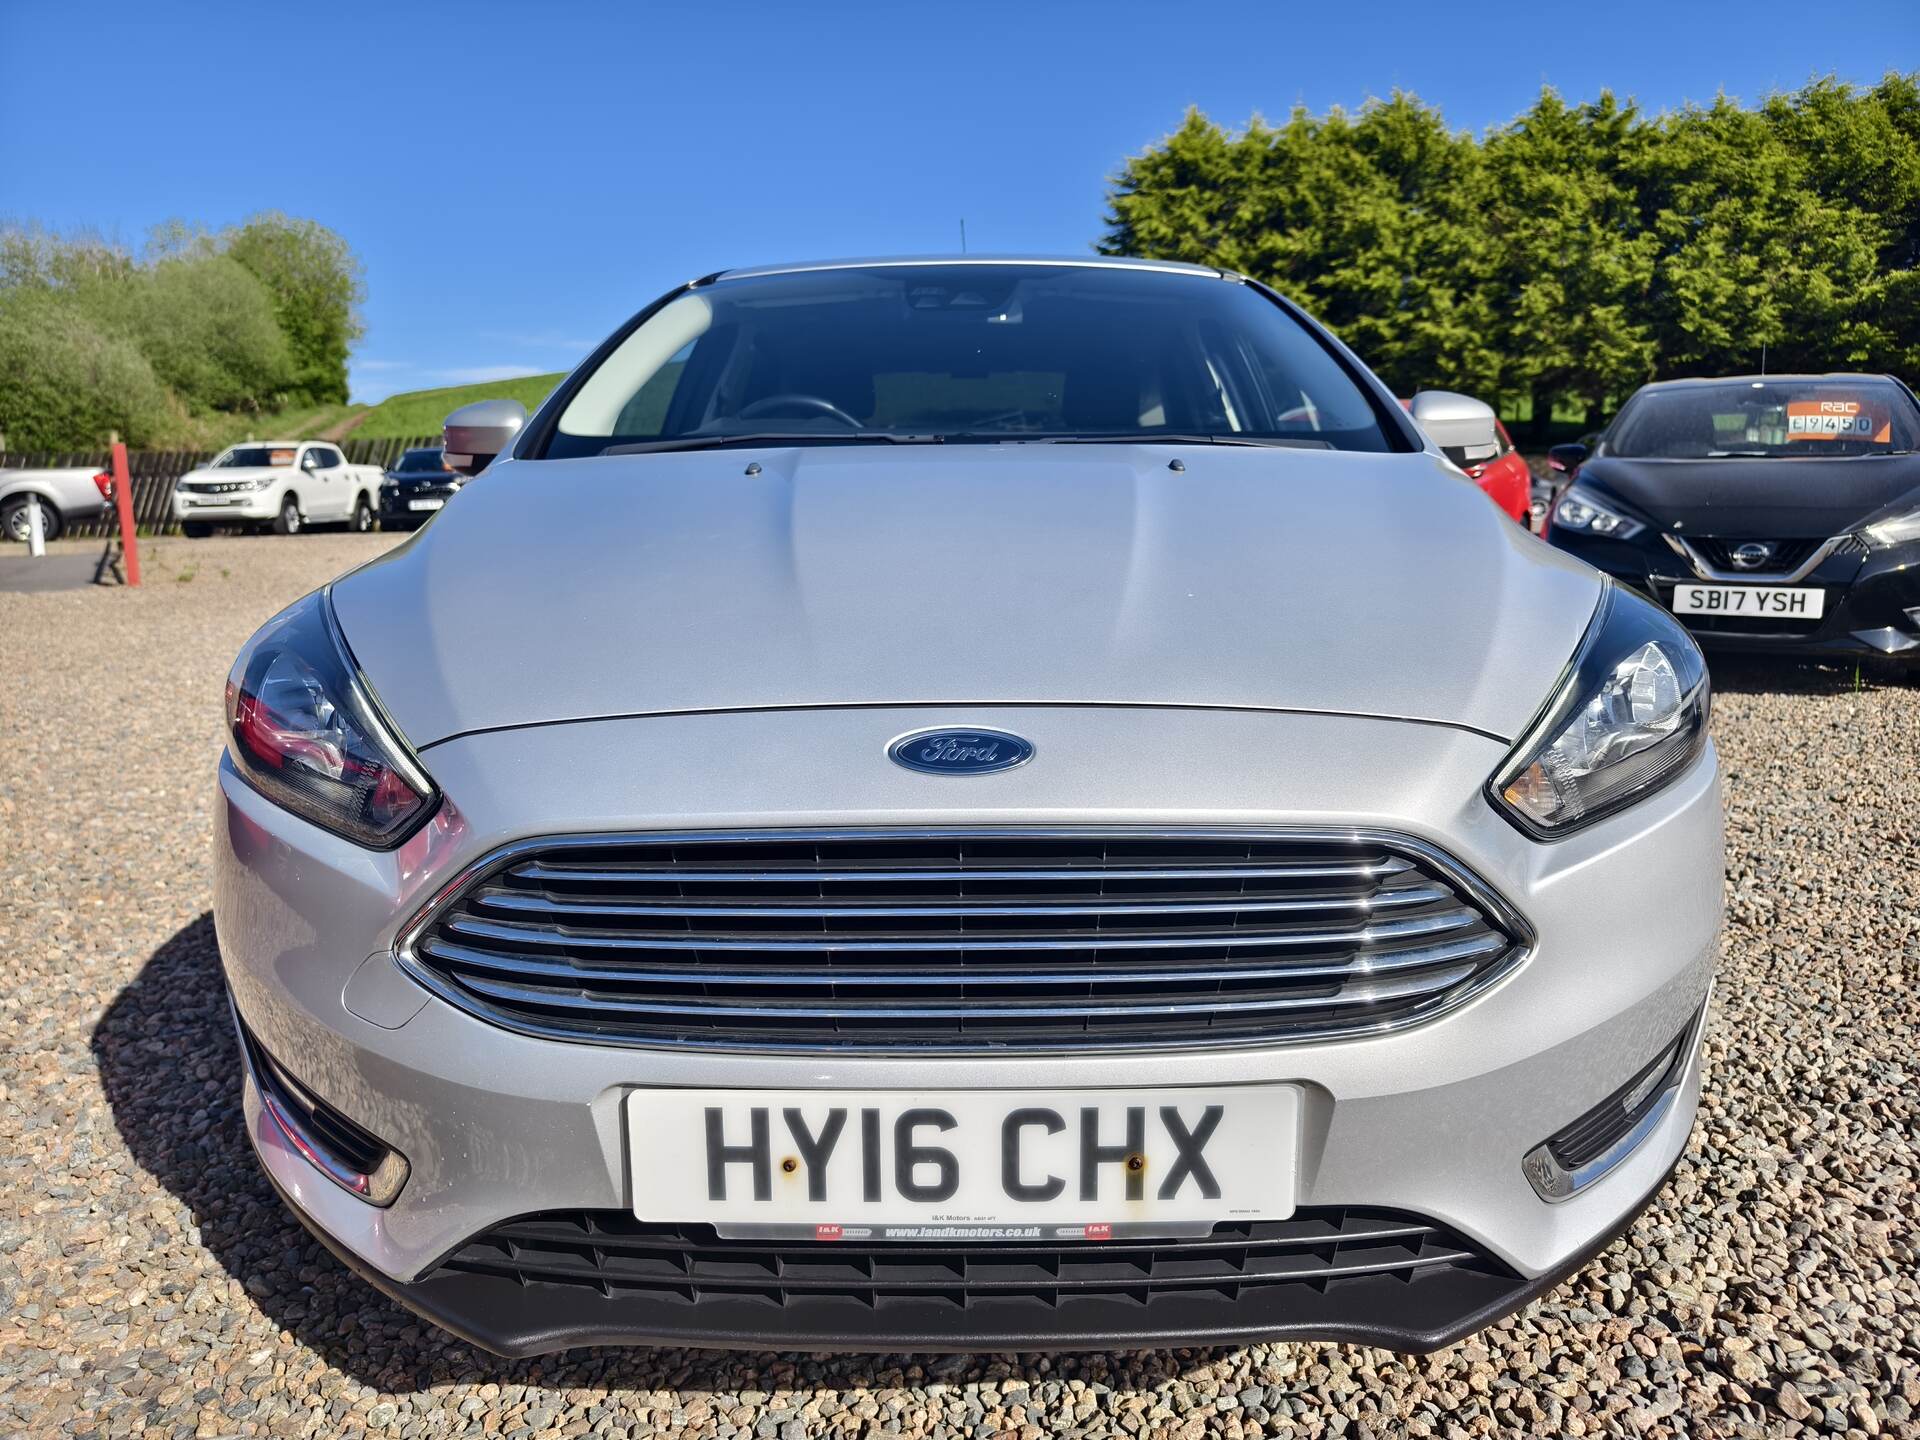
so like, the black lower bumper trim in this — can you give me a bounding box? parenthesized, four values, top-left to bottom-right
(265, 1153, 1683, 1357)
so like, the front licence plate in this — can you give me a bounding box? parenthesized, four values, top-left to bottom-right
(1673, 583, 1825, 619)
(408, 497, 445, 512)
(628, 1087, 1298, 1239)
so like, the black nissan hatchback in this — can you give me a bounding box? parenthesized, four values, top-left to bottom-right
(377, 447, 464, 531)
(1546, 375, 1920, 667)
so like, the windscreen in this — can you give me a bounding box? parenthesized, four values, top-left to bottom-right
(394, 449, 447, 472)
(1608, 380, 1919, 459)
(215, 446, 296, 468)
(546, 264, 1402, 457)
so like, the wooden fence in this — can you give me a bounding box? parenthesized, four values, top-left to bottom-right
(0, 435, 441, 538)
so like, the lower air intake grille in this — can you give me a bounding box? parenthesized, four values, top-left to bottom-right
(402, 828, 1528, 1052)
(435, 1206, 1515, 1312)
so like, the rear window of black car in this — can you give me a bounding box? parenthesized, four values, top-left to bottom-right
(1609, 380, 1919, 459)
(540, 263, 1410, 457)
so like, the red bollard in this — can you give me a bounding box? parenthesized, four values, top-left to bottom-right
(111, 441, 140, 587)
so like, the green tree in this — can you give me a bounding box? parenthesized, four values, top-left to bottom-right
(224, 213, 365, 404)
(1101, 95, 1502, 398)
(62, 246, 295, 415)
(1103, 73, 1920, 431)
(1638, 91, 1878, 379)
(1482, 90, 1659, 437)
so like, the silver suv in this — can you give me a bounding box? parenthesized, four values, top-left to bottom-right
(214, 257, 1721, 1355)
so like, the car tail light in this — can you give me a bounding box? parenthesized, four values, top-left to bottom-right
(92, 471, 113, 499)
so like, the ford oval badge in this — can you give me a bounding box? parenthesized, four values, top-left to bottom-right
(888, 727, 1035, 776)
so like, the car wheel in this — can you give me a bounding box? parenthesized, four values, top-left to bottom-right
(182, 521, 213, 539)
(272, 495, 303, 535)
(2, 497, 63, 543)
(351, 494, 375, 532)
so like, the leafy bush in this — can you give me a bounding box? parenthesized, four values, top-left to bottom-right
(0, 214, 363, 448)
(0, 286, 183, 450)
(71, 252, 295, 415)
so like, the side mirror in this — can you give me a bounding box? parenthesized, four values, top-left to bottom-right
(1547, 442, 1591, 475)
(443, 398, 528, 477)
(1408, 391, 1499, 465)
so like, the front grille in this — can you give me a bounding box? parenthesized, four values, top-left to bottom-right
(401, 828, 1527, 1052)
(1691, 537, 1823, 572)
(435, 1206, 1515, 1312)
(183, 479, 256, 495)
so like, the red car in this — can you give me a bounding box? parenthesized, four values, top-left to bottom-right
(1399, 401, 1531, 523)
(1464, 419, 1531, 524)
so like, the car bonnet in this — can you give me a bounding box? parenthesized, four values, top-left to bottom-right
(1580, 453, 1920, 537)
(330, 443, 1602, 748)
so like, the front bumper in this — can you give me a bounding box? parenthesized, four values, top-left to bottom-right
(173, 489, 278, 523)
(214, 704, 1722, 1352)
(377, 485, 459, 525)
(1552, 530, 1920, 660)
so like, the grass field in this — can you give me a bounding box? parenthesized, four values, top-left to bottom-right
(197, 400, 367, 447)
(351, 373, 566, 440)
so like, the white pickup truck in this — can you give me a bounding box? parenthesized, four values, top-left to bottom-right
(1, 465, 111, 543)
(172, 441, 383, 536)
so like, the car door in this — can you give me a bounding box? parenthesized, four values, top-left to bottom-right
(305, 446, 348, 519)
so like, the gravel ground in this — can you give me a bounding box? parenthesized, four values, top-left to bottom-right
(2, 533, 1916, 1439)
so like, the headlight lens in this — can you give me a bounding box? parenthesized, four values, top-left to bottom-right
(252, 476, 278, 490)
(1861, 508, 1920, 549)
(225, 590, 435, 847)
(1550, 484, 1644, 539)
(1491, 585, 1710, 837)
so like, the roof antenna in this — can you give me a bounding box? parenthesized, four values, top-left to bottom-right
(960, 218, 967, 255)
(1760, 342, 1767, 377)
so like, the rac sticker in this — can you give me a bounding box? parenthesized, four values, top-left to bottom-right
(1786, 399, 1891, 443)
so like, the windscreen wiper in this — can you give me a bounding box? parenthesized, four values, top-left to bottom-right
(601, 432, 934, 455)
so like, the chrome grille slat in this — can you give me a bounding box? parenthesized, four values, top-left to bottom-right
(416, 929, 1509, 988)
(401, 828, 1528, 1052)
(471, 880, 1453, 921)
(509, 857, 1416, 885)
(441, 906, 1484, 952)
(450, 961, 1482, 1021)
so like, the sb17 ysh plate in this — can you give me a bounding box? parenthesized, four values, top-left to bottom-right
(1672, 583, 1825, 618)
(627, 1087, 1298, 1241)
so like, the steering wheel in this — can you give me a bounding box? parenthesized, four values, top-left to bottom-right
(737, 393, 863, 428)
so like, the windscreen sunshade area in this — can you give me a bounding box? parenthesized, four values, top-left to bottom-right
(1608, 380, 1919, 459)
(547, 264, 1405, 456)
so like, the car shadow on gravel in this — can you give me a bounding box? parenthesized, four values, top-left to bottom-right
(1704, 652, 1917, 696)
(91, 914, 1227, 1396)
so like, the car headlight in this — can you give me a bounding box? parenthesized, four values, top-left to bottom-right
(1550, 483, 1643, 539)
(252, 477, 278, 490)
(224, 590, 436, 848)
(1861, 507, 1920, 549)
(1490, 585, 1710, 838)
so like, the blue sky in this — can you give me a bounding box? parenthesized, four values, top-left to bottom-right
(4, 0, 1914, 403)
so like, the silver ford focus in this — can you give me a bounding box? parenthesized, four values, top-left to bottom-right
(214, 257, 1722, 1356)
